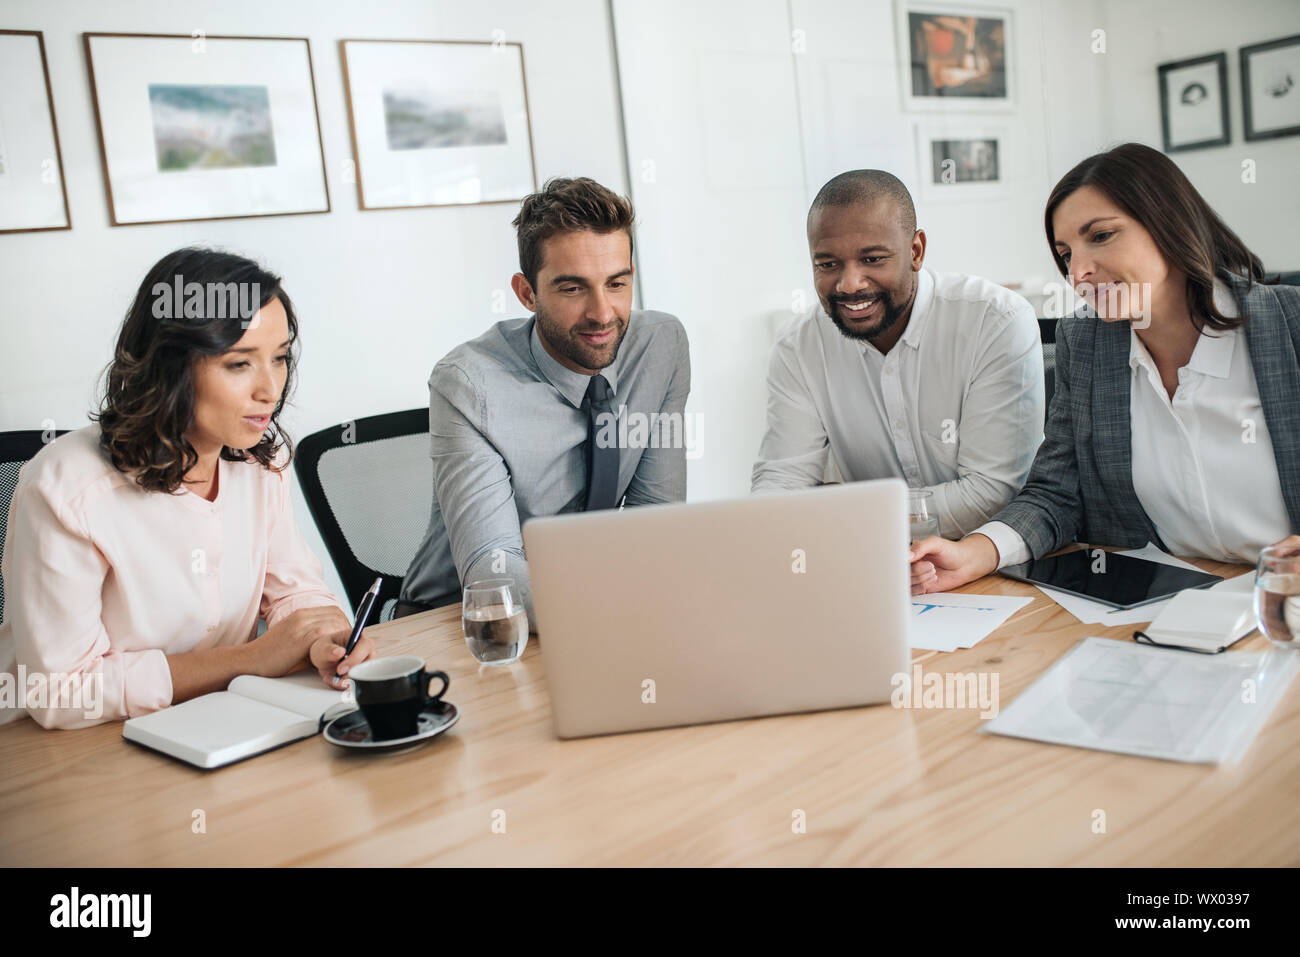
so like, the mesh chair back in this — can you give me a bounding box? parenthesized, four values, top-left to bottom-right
(1038, 318, 1057, 412)
(1, 430, 69, 624)
(295, 409, 432, 621)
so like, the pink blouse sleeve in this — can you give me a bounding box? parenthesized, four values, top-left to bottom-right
(2, 480, 172, 729)
(259, 466, 346, 627)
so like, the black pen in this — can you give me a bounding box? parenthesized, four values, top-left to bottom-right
(337, 576, 382, 681)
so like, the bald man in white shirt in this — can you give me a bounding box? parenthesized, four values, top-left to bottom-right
(752, 170, 1045, 539)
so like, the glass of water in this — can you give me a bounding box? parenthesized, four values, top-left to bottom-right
(462, 579, 529, 666)
(1255, 545, 1300, 649)
(908, 489, 940, 542)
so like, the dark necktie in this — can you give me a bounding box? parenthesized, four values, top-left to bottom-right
(584, 373, 619, 511)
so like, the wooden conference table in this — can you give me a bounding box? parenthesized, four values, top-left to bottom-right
(2, 552, 1296, 867)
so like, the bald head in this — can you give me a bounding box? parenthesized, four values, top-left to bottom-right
(808, 169, 916, 235)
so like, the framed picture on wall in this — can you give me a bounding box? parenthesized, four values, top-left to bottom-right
(914, 122, 1010, 203)
(1241, 34, 1300, 142)
(1158, 52, 1230, 153)
(83, 33, 330, 226)
(0, 30, 71, 233)
(895, 2, 1015, 112)
(339, 38, 537, 210)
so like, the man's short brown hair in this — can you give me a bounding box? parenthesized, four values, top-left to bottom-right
(513, 177, 635, 288)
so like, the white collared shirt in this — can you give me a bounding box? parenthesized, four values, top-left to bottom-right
(981, 281, 1290, 565)
(752, 267, 1045, 538)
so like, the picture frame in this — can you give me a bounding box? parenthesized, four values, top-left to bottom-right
(339, 38, 538, 211)
(895, 2, 1015, 112)
(83, 32, 330, 226)
(0, 30, 71, 233)
(913, 121, 1010, 203)
(1241, 34, 1300, 142)
(1158, 52, 1230, 153)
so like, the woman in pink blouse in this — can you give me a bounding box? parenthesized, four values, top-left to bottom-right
(0, 247, 374, 729)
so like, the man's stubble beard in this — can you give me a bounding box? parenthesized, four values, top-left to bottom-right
(827, 274, 917, 342)
(534, 302, 628, 372)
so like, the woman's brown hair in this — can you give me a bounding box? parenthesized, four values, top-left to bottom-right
(1044, 143, 1269, 331)
(92, 247, 298, 493)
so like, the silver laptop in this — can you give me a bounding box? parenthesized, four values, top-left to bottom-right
(521, 479, 912, 738)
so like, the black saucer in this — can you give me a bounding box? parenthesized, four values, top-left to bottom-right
(324, 702, 460, 751)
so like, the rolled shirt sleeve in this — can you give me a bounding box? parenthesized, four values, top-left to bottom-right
(259, 466, 346, 627)
(923, 298, 1046, 538)
(2, 481, 171, 729)
(430, 361, 537, 619)
(752, 332, 830, 491)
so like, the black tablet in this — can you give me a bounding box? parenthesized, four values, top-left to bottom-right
(999, 550, 1223, 610)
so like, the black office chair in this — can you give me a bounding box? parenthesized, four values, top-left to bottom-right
(1, 429, 70, 624)
(1038, 318, 1057, 413)
(295, 408, 433, 622)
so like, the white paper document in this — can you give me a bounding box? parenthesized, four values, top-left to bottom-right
(910, 592, 1034, 652)
(1034, 543, 1251, 625)
(983, 636, 1299, 763)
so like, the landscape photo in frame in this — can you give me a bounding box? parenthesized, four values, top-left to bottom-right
(341, 38, 537, 210)
(84, 32, 329, 225)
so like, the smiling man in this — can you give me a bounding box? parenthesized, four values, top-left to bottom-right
(751, 169, 1044, 539)
(398, 177, 690, 622)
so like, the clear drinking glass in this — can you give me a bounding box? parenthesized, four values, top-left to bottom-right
(908, 489, 940, 542)
(1255, 545, 1300, 650)
(462, 578, 529, 666)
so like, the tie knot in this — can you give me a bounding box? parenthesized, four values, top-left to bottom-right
(586, 373, 612, 407)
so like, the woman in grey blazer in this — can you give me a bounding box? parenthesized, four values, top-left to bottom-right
(911, 143, 1300, 594)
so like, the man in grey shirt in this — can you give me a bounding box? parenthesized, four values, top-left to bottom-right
(399, 177, 691, 623)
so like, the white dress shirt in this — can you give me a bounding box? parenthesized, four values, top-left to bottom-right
(980, 281, 1290, 565)
(752, 267, 1045, 539)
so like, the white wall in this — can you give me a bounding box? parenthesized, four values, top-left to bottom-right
(3, 0, 1296, 604)
(791, 0, 1105, 292)
(612, 0, 812, 502)
(0, 0, 629, 605)
(613, 0, 1297, 505)
(613, 0, 1110, 502)
(1094, 0, 1300, 271)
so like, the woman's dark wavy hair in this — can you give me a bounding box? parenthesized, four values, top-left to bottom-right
(92, 247, 298, 493)
(1045, 143, 1269, 332)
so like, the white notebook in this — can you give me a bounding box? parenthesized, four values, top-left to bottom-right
(1138, 589, 1258, 653)
(984, 636, 1299, 764)
(123, 671, 356, 769)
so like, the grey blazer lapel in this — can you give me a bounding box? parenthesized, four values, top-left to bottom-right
(1242, 284, 1300, 532)
(1091, 320, 1135, 495)
(1090, 319, 1164, 546)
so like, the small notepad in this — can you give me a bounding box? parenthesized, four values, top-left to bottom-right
(1138, 589, 1257, 653)
(123, 671, 356, 769)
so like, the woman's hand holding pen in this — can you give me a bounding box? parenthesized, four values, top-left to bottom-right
(246, 606, 353, 680)
(312, 577, 384, 690)
(309, 628, 376, 690)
